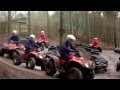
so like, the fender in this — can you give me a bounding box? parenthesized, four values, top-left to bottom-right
(67, 56, 92, 68)
(69, 56, 84, 64)
(46, 54, 62, 70)
(27, 51, 40, 58)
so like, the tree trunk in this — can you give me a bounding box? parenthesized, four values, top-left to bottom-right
(47, 11, 49, 38)
(59, 11, 65, 45)
(86, 11, 90, 43)
(69, 11, 72, 34)
(93, 12, 95, 38)
(8, 11, 12, 34)
(28, 11, 32, 34)
(76, 11, 79, 38)
(114, 12, 117, 47)
(15, 11, 17, 30)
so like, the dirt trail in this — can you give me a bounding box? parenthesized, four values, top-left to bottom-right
(95, 50, 120, 79)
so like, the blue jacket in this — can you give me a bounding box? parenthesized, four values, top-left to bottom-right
(10, 35, 20, 42)
(60, 40, 79, 55)
(25, 39, 40, 53)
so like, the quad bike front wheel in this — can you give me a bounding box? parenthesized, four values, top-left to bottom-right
(116, 61, 120, 71)
(86, 69, 95, 79)
(13, 52, 21, 65)
(44, 60, 56, 76)
(67, 67, 83, 79)
(0, 48, 4, 56)
(26, 57, 36, 69)
(97, 47, 102, 52)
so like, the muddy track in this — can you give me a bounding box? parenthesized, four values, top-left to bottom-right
(95, 50, 120, 79)
(0, 55, 56, 79)
(0, 50, 119, 79)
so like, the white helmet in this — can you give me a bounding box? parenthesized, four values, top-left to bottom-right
(66, 34, 76, 44)
(41, 31, 44, 34)
(12, 30, 17, 35)
(94, 38, 97, 40)
(29, 34, 36, 40)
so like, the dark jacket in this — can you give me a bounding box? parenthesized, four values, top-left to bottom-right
(25, 39, 40, 53)
(60, 40, 80, 60)
(10, 35, 20, 42)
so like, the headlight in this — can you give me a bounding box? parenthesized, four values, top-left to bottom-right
(39, 55, 43, 59)
(84, 63, 89, 68)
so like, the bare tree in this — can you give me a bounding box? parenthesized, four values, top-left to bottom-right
(28, 11, 32, 34)
(47, 11, 49, 37)
(113, 12, 117, 47)
(59, 11, 65, 45)
(85, 11, 90, 43)
(8, 11, 12, 34)
(69, 11, 72, 34)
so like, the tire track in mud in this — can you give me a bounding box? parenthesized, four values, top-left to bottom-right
(95, 50, 120, 79)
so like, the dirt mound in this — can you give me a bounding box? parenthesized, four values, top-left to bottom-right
(0, 61, 45, 79)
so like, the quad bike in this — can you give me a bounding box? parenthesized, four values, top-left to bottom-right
(114, 48, 120, 54)
(12, 48, 45, 70)
(0, 40, 24, 59)
(43, 48, 95, 79)
(84, 44, 102, 52)
(91, 54, 108, 73)
(35, 40, 49, 51)
(116, 57, 120, 71)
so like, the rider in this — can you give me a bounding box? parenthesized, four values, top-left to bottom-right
(60, 34, 80, 64)
(38, 31, 46, 43)
(25, 34, 41, 54)
(91, 38, 99, 47)
(9, 30, 20, 45)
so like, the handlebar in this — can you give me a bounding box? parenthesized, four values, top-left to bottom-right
(69, 50, 82, 57)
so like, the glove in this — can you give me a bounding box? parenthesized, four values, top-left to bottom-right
(69, 49, 75, 52)
(38, 48, 41, 52)
(10, 40, 14, 43)
(76, 53, 80, 57)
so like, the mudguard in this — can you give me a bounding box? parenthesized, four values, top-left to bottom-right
(46, 54, 63, 70)
(67, 56, 94, 69)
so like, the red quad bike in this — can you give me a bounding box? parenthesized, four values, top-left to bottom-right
(44, 50, 95, 79)
(35, 40, 49, 51)
(88, 44, 102, 52)
(0, 41, 24, 59)
(116, 57, 120, 71)
(12, 48, 45, 70)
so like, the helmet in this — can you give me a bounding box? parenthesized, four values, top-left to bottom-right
(41, 31, 44, 34)
(66, 34, 76, 44)
(94, 38, 97, 40)
(29, 34, 36, 40)
(12, 30, 17, 35)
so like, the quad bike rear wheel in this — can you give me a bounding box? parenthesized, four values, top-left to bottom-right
(116, 61, 120, 71)
(26, 57, 36, 69)
(41, 63, 44, 71)
(44, 60, 56, 76)
(0, 48, 4, 56)
(13, 52, 21, 65)
(97, 47, 102, 52)
(67, 67, 83, 79)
